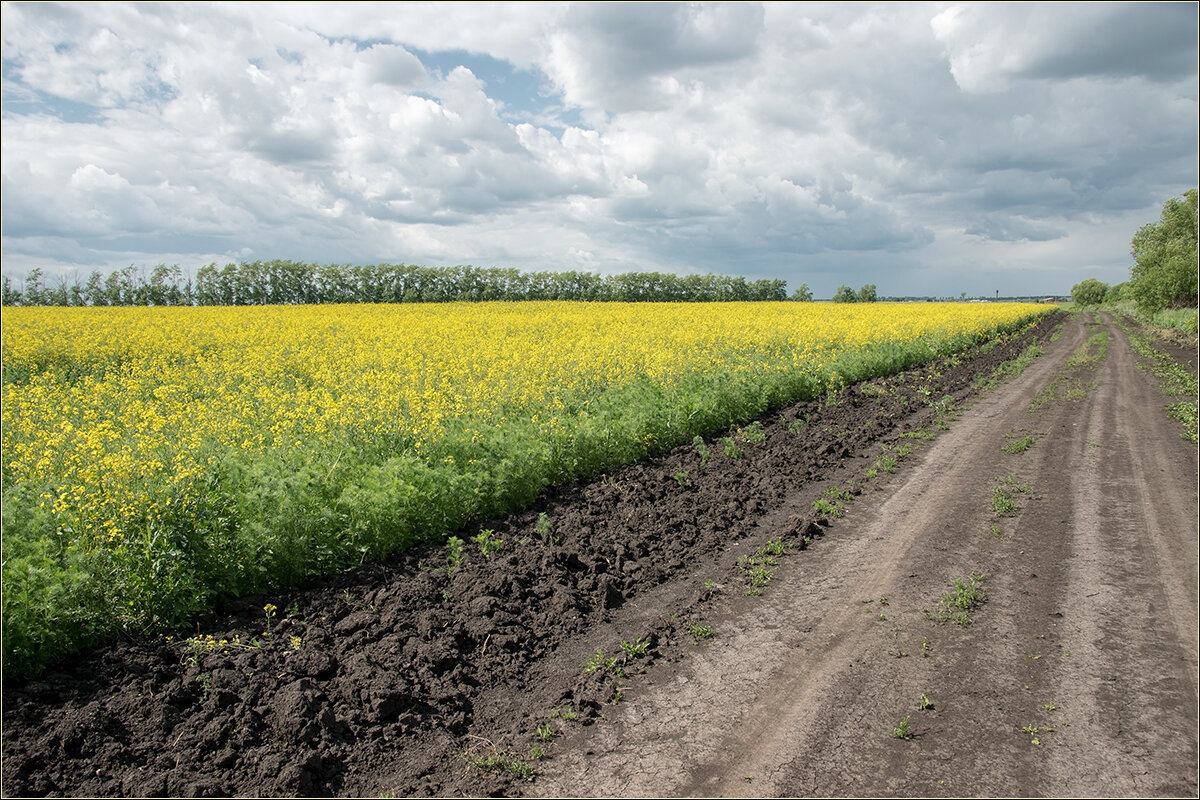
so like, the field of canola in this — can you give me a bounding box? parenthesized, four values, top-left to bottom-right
(1, 301, 1048, 676)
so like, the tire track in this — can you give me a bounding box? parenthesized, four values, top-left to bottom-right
(531, 311, 1198, 798)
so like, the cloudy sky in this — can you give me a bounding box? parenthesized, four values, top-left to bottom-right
(2, 2, 1196, 298)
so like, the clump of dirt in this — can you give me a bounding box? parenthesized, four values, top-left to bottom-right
(1, 312, 1063, 798)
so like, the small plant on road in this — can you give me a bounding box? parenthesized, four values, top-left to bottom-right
(938, 573, 985, 625)
(991, 474, 1029, 517)
(1002, 434, 1035, 454)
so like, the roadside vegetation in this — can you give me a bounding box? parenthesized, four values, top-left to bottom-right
(1071, 188, 1198, 334)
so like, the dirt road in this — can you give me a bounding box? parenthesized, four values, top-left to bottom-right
(533, 311, 1199, 798)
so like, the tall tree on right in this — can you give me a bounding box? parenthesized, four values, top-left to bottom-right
(1129, 189, 1198, 314)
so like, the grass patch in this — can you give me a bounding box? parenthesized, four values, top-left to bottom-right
(973, 343, 1045, 392)
(1001, 433, 1035, 454)
(937, 573, 985, 625)
(991, 474, 1030, 517)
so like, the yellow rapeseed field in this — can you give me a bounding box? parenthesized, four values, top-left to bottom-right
(1, 300, 1046, 675)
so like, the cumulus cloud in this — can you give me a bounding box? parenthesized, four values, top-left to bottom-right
(931, 3, 1198, 93)
(1, 1, 1195, 297)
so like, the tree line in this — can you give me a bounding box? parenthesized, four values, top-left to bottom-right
(0, 262, 800, 306)
(1072, 189, 1198, 313)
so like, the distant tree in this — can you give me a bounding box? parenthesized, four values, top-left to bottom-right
(1129, 189, 1198, 314)
(857, 284, 878, 303)
(832, 284, 858, 303)
(24, 268, 46, 305)
(1071, 278, 1109, 307)
(791, 283, 814, 302)
(1, 275, 22, 306)
(1104, 282, 1127, 303)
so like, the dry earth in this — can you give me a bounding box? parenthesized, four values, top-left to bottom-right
(533, 310, 1199, 798)
(3, 309, 1196, 798)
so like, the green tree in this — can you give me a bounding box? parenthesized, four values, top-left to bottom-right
(791, 283, 813, 302)
(857, 284, 878, 303)
(1071, 278, 1109, 307)
(832, 284, 858, 303)
(1129, 189, 1198, 314)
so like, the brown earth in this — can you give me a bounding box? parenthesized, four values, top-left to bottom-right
(2, 309, 1196, 798)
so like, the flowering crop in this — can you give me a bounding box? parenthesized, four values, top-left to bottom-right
(1, 300, 1048, 675)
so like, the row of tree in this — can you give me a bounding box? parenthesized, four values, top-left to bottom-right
(1072, 189, 1198, 312)
(0, 262, 802, 306)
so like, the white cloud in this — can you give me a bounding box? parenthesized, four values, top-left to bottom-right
(931, 3, 1198, 94)
(1, 1, 1196, 297)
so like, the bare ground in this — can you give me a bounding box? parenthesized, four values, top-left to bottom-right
(3, 310, 1196, 798)
(532, 310, 1199, 798)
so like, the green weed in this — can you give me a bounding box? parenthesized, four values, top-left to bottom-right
(721, 437, 743, 460)
(1002, 434, 1035, 454)
(534, 513, 553, 542)
(474, 529, 504, 559)
(446, 536, 466, 573)
(991, 475, 1029, 517)
(739, 421, 766, 445)
(937, 573, 985, 625)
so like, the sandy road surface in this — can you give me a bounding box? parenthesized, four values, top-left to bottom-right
(533, 311, 1198, 798)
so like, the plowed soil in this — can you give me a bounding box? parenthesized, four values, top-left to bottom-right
(3, 310, 1197, 798)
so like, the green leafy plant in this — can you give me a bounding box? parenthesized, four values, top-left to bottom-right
(474, 529, 504, 559)
(536, 722, 555, 742)
(584, 649, 625, 677)
(893, 715, 912, 739)
(446, 536, 466, 573)
(920, 694, 933, 711)
(1002, 434, 1035, 454)
(621, 637, 649, 658)
(721, 437, 743, 460)
(787, 418, 806, 435)
(673, 470, 693, 489)
(688, 623, 716, 643)
(739, 421, 766, 445)
(812, 497, 843, 518)
(938, 573, 985, 625)
(991, 474, 1029, 517)
(534, 513, 553, 542)
(692, 435, 711, 469)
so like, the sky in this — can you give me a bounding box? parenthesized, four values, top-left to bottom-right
(1, 2, 1197, 299)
